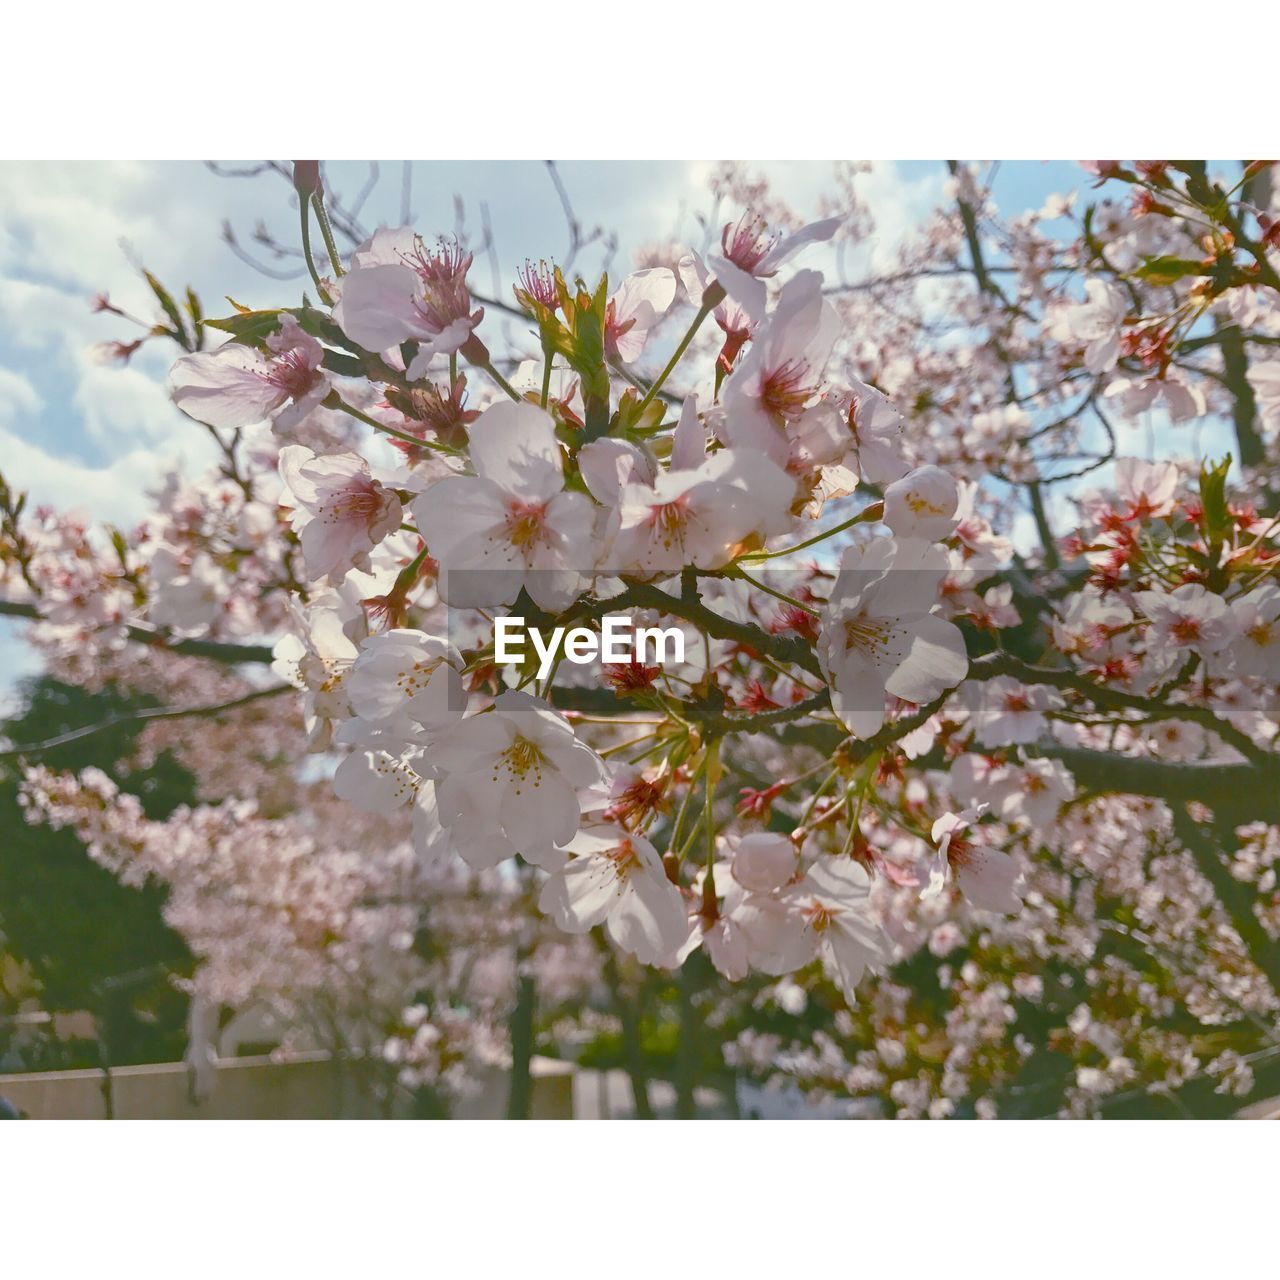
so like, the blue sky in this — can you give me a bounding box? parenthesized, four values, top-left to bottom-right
(0, 160, 1112, 698)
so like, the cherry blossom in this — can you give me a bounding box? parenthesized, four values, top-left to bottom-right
(1229, 586, 1280, 677)
(1050, 277, 1128, 374)
(279, 445, 403, 584)
(703, 210, 841, 320)
(1105, 370, 1206, 422)
(411, 401, 594, 611)
(819, 538, 969, 736)
(720, 270, 840, 466)
(604, 268, 677, 363)
(676, 251, 758, 373)
(1114, 457, 1179, 519)
(883, 464, 961, 542)
(844, 376, 909, 484)
(1134, 582, 1237, 665)
(1246, 359, 1280, 438)
(334, 232, 481, 378)
(728, 831, 798, 894)
(429, 690, 609, 865)
(271, 591, 362, 746)
(539, 824, 688, 964)
(922, 808, 1023, 914)
(737, 857, 890, 1004)
(604, 442, 792, 574)
(346, 628, 466, 733)
(148, 547, 228, 631)
(10, 157, 1280, 1120)
(970, 676, 1061, 747)
(169, 316, 330, 432)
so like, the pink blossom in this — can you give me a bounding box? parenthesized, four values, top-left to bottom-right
(721, 270, 839, 466)
(410, 400, 594, 611)
(703, 210, 841, 321)
(279, 445, 403, 584)
(169, 316, 330, 432)
(604, 268, 677, 363)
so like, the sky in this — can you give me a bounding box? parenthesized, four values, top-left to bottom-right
(0, 159, 1092, 697)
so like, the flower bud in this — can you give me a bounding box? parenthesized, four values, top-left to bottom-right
(292, 161, 322, 198)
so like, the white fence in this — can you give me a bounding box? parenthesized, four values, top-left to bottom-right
(0, 1052, 575, 1120)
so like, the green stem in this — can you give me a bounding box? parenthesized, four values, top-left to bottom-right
(741, 502, 883, 562)
(325, 392, 461, 456)
(798, 767, 840, 829)
(311, 192, 344, 279)
(704, 737, 721, 875)
(666, 755, 707, 858)
(476, 359, 520, 402)
(299, 199, 331, 305)
(841, 754, 879, 853)
(734, 566, 820, 616)
(635, 301, 713, 415)
(540, 347, 554, 411)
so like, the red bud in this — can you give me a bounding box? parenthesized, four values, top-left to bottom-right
(292, 161, 322, 198)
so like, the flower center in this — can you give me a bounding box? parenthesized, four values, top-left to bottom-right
(322, 480, 382, 524)
(602, 839, 640, 881)
(402, 237, 474, 334)
(517, 259, 558, 309)
(371, 754, 420, 806)
(605, 298, 636, 347)
(647, 495, 691, 549)
(946, 835, 975, 871)
(843, 614, 893, 656)
(494, 735, 546, 794)
(1170, 617, 1202, 644)
(395, 657, 441, 697)
(802, 900, 839, 933)
(262, 350, 318, 400)
(505, 500, 548, 550)
(760, 358, 815, 419)
(721, 211, 779, 274)
(1247, 621, 1274, 648)
(906, 492, 949, 518)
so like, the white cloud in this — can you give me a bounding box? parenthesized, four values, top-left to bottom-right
(0, 366, 43, 417)
(0, 422, 217, 528)
(73, 363, 189, 448)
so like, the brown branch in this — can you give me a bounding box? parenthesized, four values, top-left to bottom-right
(972, 651, 1274, 769)
(586, 581, 824, 679)
(0, 684, 293, 762)
(1170, 805, 1280, 998)
(1217, 321, 1265, 470)
(0, 599, 277, 666)
(1039, 743, 1280, 820)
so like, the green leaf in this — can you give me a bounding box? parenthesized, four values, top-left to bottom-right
(144, 271, 190, 349)
(1133, 256, 1206, 286)
(1199, 453, 1232, 545)
(612, 387, 667, 437)
(203, 308, 285, 346)
(185, 287, 205, 351)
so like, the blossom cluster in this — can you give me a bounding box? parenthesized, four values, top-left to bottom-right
(5, 158, 1280, 1115)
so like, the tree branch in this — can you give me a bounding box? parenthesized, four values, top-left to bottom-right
(0, 599, 276, 666)
(972, 651, 1273, 768)
(0, 684, 293, 762)
(1170, 805, 1280, 998)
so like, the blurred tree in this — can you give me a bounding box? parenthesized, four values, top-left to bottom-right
(0, 677, 194, 1067)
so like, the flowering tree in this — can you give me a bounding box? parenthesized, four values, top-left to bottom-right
(3, 159, 1279, 1117)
